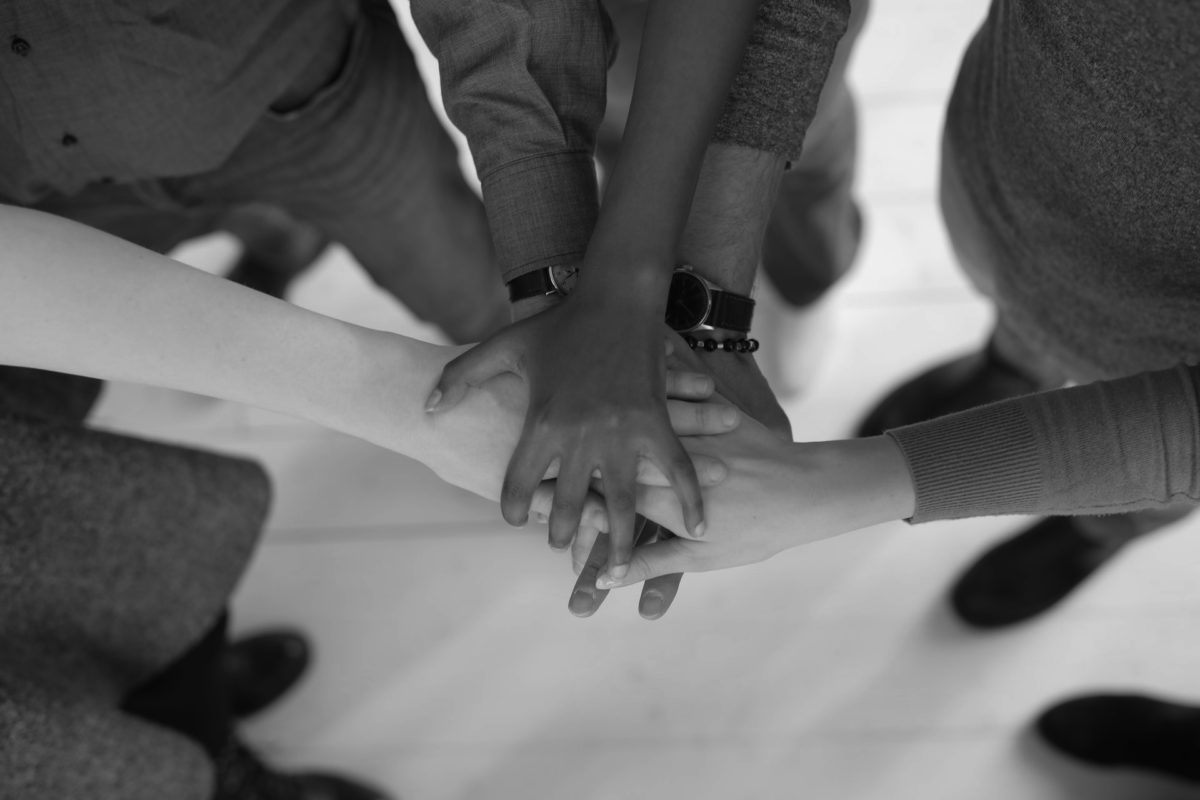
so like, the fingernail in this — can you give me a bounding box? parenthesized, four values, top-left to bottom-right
(534, 511, 548, 524)
(693, 521, 707, 539)
(640, 591, 665, 618)
(423, 389, 442, 412)
(699, 376, 714, 393)
(721, 406, 738, 426)
(596, 575, 618, 590)
(610, 564, 628, 580)
(569, 589, 596, 615)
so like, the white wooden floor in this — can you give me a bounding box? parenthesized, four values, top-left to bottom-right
(90, 2, 1200, 798)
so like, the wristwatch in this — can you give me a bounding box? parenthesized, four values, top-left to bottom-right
(664, 265, 755, 334)
(506, 264, 580, 303)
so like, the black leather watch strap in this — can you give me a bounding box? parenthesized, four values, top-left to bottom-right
(506, 268, 557, 303)
(707, 291, 755, 333)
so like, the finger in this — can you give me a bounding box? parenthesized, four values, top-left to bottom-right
(636, 524, 683, 620)
(571, 523, 601, 575)
(666, 399, 740, 436)
(635, 485, 687, 533)
(636, 453, 726, 488)
(426, 337, 520, 412)
(501, 437, 555, 528)
(647, 439, 707, 540)
(536, 485, 610, 533)
(568, 532, 610, 617)
(640, 572, 683, 619)
(529, 480, 556, 523)
(664, 370, 714, 400)
(547, 456, 595, 550)
(600, 462, 640, 581)
(596, 536, 696, 588)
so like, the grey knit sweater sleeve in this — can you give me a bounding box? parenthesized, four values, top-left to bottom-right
(886, 365, 1200, 523)
(713, 0, 851, 158)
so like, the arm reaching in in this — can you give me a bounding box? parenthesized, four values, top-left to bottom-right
(0, 205, 737, 501)
(596, 363, 1200, 588)
(428, 0, 763, 583)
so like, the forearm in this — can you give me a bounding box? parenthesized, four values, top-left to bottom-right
(887, 365, 1200, 521)
(0, 206, 457, 460)
(581, 0, 760, 300)
(678, 143, 786, 295)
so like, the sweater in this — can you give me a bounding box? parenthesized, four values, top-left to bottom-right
(889, 0, 1200, 522)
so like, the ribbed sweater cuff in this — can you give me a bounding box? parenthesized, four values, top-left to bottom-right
(886, 402, 1044, 523)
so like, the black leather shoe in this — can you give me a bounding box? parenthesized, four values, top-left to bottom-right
(216, 740, 393, 800)
(856, 344, 1039, 437)
(950, 516, 1125, 628)
(223, 630, 311, 718)
(1036, 694, 1200, 783)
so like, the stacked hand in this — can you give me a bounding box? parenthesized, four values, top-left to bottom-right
(565, 338, 794, 617)
(538, 415, 916, 591)
(426, 295, 709, 584)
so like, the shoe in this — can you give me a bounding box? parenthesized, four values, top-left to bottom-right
(1036, 694, 1200, 783)
(221, 205, 329, 300)
(215, 740, 392, 800)
(950, 516, 1125, 628)
(223, 630, 311, 718)
(856, 344, 1039, 438)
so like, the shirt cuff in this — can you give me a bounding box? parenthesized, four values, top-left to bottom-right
(480, 151, 599, 285)
(886, 401, 1045, 524)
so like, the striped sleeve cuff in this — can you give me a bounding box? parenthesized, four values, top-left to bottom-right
(886, 400, 1044, 523)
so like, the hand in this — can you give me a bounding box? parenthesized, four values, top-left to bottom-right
(426, 298, 706, 582)
(668, 336, 791, 438)
(416, 343, 739, 503)
(570, 419, 916, 588)
(567, 336, 791, 618)
(566, 521, 682, 620)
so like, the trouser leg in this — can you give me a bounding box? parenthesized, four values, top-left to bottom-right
(165, 0, 509, 344)
(759, 0, 869, 307)
(939, 81, 1193, 549)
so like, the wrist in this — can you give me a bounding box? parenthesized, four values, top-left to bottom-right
(571, 263, 670, 317)
(786, 436, 916, 532)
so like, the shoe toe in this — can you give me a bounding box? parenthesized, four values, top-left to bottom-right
(949, 517, 1122, 628)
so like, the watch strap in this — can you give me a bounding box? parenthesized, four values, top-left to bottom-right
(706, 290, 755, 333)
(506, 267, 557, 303)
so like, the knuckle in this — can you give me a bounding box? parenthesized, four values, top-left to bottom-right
(552, 495, 579, 515)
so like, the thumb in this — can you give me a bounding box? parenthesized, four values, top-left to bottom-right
(425, 336, 523, 412)
(595, 537, 694, 588)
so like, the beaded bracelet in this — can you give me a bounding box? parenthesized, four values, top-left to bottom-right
(683, 335, 759, 353)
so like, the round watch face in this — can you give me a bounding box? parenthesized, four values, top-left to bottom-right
(549, 264, 579, 295)
(664, 270, 712, 332)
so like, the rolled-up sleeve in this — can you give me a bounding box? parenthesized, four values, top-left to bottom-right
(713, 0, 851, 159)
(410, 1, 611, 283)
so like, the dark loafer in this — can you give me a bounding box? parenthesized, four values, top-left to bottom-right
(223, 630, 311, 718)
(949, 516, 1124, 628)
(1036, 694, 1200, 783)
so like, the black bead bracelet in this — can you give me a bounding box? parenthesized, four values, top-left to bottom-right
(683, 335, 759, 353)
